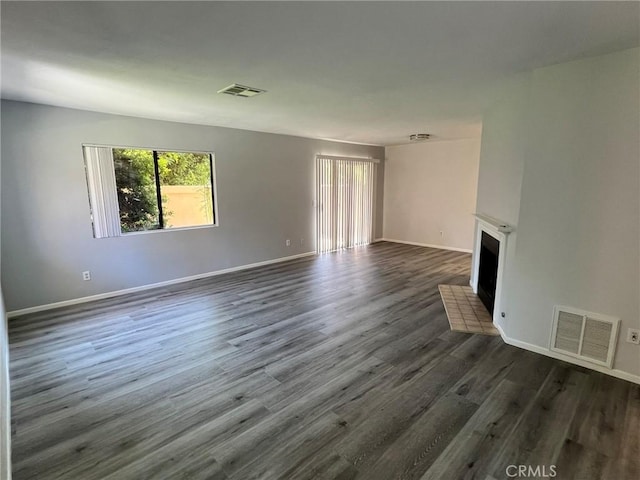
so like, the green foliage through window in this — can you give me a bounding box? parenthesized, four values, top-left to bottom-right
(113, 148, 215, 233)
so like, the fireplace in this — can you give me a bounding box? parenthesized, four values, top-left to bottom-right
(471, 213, 514, 326)
(477, 231, 500, 314)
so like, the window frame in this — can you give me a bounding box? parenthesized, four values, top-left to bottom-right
(83, 143, 219, 236)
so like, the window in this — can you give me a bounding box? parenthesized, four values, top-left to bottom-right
(83, 146, 216, 238)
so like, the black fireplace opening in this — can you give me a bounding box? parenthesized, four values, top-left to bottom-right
(477, 231, 500, 315)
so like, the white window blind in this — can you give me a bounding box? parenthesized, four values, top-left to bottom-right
(83, 146, 122, 238)
(316, 156, 376, 253)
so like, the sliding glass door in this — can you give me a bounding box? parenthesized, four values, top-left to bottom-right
(316, 156, 376, 253)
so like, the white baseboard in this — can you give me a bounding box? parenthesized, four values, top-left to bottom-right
(379, 238, 472, 254)
(494, 322, 640, 385)
(7, 252, 316, 318)
(1, 309, 11, 480)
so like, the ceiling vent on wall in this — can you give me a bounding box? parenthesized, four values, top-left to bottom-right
(217, 83, 266, 98)
(550, 306, 619, 368)
(409, 133, 430, 141)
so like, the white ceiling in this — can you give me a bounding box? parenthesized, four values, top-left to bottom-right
(1, 1, 638, 146)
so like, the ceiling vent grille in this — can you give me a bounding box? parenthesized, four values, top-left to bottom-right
(409, 133, 430, 141)
(217, 83, 266, 98)
(550, 306, 619, 368)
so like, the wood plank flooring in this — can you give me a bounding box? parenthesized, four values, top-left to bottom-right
(8, 242, 640, 480)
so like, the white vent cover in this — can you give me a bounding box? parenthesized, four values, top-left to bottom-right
(550, 306, 619, 368)
(217, 83, 266, 98)
(409, 133, 430, 141)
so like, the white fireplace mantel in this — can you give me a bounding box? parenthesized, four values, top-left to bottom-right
(471, 213, 515, 325)
(473, 213, 515, 234)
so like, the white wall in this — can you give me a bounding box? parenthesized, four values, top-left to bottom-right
(475, 74, 530, 228)
(0, 128, 11, 478)
(477, 47, 640, 378)
(0, 101, 384, 312)
(472, 74, 531, 331)
(383, 138, 480, 251)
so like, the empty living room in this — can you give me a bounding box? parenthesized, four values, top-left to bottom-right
(1, 2, 639, 479)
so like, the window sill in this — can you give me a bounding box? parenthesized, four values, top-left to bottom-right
(120, 223, 219, 237)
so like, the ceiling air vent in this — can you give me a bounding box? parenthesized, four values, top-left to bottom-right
(217, 83, 266, 98)
(409, 133, 430, 141)
(550, 306, 619, 368)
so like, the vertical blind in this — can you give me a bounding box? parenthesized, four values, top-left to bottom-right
(83, 146, 122, 238)
(316, 156, 376, 253)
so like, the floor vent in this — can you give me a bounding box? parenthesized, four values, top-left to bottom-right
(550, 306, 619, 368)
(217, 83, 266, 98)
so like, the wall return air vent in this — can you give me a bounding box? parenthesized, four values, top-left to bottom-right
(217, 83, 266, 98)
(550, 306, 620, 368)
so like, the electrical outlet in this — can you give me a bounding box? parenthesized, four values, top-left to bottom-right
(300, 238, 304, 245)
(627, 328, 640, 345)
(439, 231, 444, 237)
(82, 271, 91, 281)
(285, 239, 291, 247)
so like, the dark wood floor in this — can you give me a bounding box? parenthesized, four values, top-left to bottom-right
(9, 242, 639, 480)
